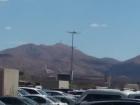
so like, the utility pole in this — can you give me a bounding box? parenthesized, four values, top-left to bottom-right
(68, 31, 78, 89)
(108, 72, 112, 88)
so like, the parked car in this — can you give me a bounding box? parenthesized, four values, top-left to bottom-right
(18, 88, 30, 96)
(43, 90, 66, 96)
(68, 90, 85, 98)
(128, 92, 140, 99)
(20, 97, 39, 105)
(0, 96, 37, 105)
(52, 89, 73, 93)
(79, 99, 140, 105)
(43, 90, 75, 100)
(24, 95, 67, 105)
(19, 87, 47, 97)
(0, 101, 5, 105)
(123, 89, 136, 96)
(76, 89, 127, 105)
(52, 96, 76, 105)
(47, 96, 68, 105)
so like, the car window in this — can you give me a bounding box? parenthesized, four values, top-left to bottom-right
(37, 90, 47, 95)
(83, 94, 121, 102)
(47, 97, 60, 103)
(135, 96, 140, 99)
(46, 92, 52, 96)
(18, 89, 29, 96)
(0, 101, 5, 105)
(51, 92, 62, 96)
(26, 96, 47, 104)
(69, 91, 83, 95)
(21, 97, 39, 105)
(0, 98, 26, 105)
(22, 89, 39, 94)
(61, 98, 70, 104)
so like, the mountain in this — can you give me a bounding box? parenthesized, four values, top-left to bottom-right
(109, 55, 140, 82)
(0, 43, 120, 82)
(2, 43, 140, 85)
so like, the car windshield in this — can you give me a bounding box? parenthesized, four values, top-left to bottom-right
(21, 97, 39, 105)
(47, 97, 61, 103)
(37, 90, 47, 95)
(18, 89, 30, 96)
(0, 101, 5, 105)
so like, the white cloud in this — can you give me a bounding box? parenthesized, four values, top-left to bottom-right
(90, 23, 108, 28)
(4, 26, 12, 30)
(90, 23, 100, 28)
(0, 0, 8, 2)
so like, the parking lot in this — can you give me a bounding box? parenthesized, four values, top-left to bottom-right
(0, 87, 140, 105)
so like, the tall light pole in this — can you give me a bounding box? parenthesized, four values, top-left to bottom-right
(68, 31, 78, 88)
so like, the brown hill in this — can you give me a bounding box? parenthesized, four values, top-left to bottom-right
(0, 43, 119, 82)
(109, 55, 140, 82)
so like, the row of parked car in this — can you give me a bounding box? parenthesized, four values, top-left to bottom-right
(0, 87, 140, 105)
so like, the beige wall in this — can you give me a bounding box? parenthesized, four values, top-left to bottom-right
(3, 68, 19, 96)
(59, 80, 69, 89)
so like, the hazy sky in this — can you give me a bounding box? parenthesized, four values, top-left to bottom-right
(0, 0, 140, 61)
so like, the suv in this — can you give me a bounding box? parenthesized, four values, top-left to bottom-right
(83, 99, 140, 105)
(76, 89, 127, 105)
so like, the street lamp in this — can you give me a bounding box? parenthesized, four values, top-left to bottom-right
(68, 31, 78, 88)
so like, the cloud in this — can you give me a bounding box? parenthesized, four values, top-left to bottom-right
(90, 23, 108, 28)
(90, 23, 100, 28)
(4, 26, 12, 30)
(8, 41, 30, 46)
(0, 0, 8, 2)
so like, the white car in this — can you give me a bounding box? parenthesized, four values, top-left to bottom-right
(43, 90, 75, 100)
(127, 91, 140, 99)
(17, 88, 30, 96)
(19, 87, 47, 97)
(68, 90, 85, 98)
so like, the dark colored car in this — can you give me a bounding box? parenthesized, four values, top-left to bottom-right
(0, 101, 5, 105)
(0, 96, 38, 105)
(52, 96, 75, 105)
(81, 100, 140, 105)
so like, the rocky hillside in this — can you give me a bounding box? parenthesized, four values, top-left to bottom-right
(0, 43, 119, 82)
(109, 55, 140, 82)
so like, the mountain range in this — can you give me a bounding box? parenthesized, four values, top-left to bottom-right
(0, 43, 140, 84)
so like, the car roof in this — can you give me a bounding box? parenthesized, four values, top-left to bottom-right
(84, 99, 140, 104)
(69, 90, 85, 92)
(45, 90, 64, 93)
(128, 92, 140, 97)
(24, 94, 45, 97)
(123, 90, 136, 95)
(24, 95, 55, 103)
(81, 89, 128, 98)
(19, 87, 40, 90)
(86, 89, 125, 94)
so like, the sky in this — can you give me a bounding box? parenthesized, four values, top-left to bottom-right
(0, 0, 140, 61)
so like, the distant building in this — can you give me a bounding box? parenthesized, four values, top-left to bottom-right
(57, 74, 70, 89)
(0, 68, 19, 96)
(124, 84, 139, 91)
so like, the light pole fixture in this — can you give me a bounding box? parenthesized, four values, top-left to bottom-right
(68, 30, 78, 88)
